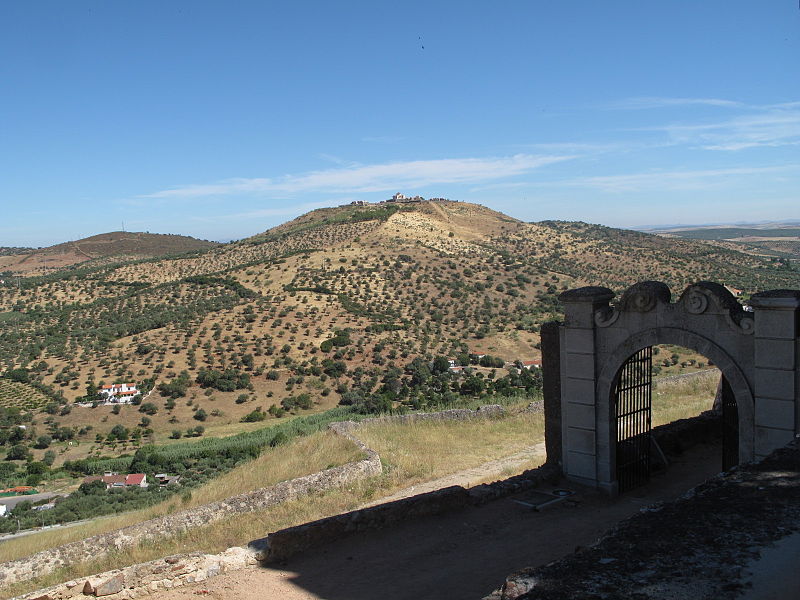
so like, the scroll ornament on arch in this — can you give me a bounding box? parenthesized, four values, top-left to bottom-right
(678, 282, 754, 335)
(595, 281, 671, 327)
(594, 304, 620, 328)
(683, 288, 709, 315)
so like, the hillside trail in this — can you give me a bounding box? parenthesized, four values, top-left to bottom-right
(155, 442, 723, 600)
(426, 199, 451, 223)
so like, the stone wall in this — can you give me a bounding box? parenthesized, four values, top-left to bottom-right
(652, 368, 719, 387)
(0, 448, 381, 589)
(258, 458, 561, 564)
(6, 404, 519, 597)
(15, 548, 259, 600)
(651, 409, 721, 456)
(357, 403, 506, 426)
(257, 486, 472, 563)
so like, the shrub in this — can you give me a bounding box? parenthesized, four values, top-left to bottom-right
(241, 409, 266, 423)
(139, 402, 158, 415)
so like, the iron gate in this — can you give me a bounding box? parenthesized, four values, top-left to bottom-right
(614, 346, 653, 493)
(721, 376, 739, 471)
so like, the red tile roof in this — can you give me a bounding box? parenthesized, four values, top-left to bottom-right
(125, 474, 146, 486)
(82, 473, 145, 487)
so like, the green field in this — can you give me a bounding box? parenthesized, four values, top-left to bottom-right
(663, 227, 800, 240)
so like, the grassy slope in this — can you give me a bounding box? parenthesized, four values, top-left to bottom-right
(0, 431, 361, 564)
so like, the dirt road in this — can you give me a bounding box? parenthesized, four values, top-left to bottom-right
(157, 443, 722, 600)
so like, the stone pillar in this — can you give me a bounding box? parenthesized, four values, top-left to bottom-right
(749, 290, 800, 459)
(558, 286, 615, 489)
(540, 321, 562, 466)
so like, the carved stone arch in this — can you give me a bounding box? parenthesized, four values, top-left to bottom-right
(596, 327, 754, 476)
(557, 281, 799, 496)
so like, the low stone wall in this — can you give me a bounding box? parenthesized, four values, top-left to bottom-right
(357, 403, 507, 427)
(652, 409, 721, 456)
(15, 548, 258, 600)
(467, 462, 561, 505)
(258, 461, 561, 565)
(6, 403, 517, 597)
(0, 450, 381, 589)
(257, 485, 472, 563)
(653, 368, 719, 387)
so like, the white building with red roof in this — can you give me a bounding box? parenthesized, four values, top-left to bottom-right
(82, 473, 148, 489)
(99, 382, 138, 403)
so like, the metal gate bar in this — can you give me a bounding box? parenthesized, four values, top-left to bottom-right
(615, 346, 653, 493)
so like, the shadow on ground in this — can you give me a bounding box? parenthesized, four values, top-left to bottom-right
(258, 442, 723, 600)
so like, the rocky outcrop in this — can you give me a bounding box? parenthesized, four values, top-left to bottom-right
(15, 547, 257, 600)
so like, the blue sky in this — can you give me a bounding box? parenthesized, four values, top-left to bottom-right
(2, 1, 799, 247)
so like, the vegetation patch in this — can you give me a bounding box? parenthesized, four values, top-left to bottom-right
(0, 378, 49, 411)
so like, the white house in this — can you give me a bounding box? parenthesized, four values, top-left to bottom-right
(99, 383, 138, 403)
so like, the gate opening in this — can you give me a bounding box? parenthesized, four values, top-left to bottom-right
(613, 344, 738, 493)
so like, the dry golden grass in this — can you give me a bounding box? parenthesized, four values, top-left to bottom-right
(652, 369, 719, 427)
(0, 432, 361, 566)
(356, 407, 545, 489)
(0, 406, 547, 598)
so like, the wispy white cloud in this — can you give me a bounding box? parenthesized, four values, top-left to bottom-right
(555, 165, 799, 193)
(512, 141, 642, 154)
(317, 153, 358, 167)
(468, 181, 532, 193)
(142, 154, 576, 200)
(361, 135, 405, 143)
(610, 97, 747, 110)
(658, 110, 800, 151)
(611, 97, 800, 151)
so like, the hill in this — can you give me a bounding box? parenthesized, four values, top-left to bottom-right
(0, 200, 798, 485)
(0, 231, 219, 276)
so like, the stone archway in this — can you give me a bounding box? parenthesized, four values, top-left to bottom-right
(556, 281, 800, 494)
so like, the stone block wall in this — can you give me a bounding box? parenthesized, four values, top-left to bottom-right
(15, 548, 259, 600)
(0, 448, 382, 589)
(259, 485, 472, 562)
(6, 404, 521, 597)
